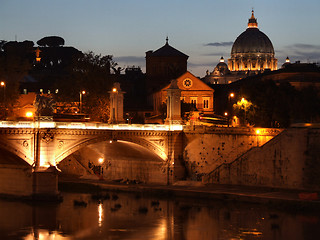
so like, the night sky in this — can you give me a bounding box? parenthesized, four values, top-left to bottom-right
(1, 0, 319, 76)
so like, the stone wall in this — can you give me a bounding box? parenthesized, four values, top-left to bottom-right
(104, 158, 167, 184)
(0, 164, 33, 197)
(203, 127, 320, 190)
(183, 126, 279, 181)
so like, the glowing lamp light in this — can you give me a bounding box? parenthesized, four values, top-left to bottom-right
(81, 90, 86, 95)
(224, 112, 228, 116)
(230, 93, 234, 98)
(256, 129, 261, 135)
(0, 81, 5, 86)
(26, 112, 33, 118)
(98, 158, 104, 164)
(112, 88, 117, 92)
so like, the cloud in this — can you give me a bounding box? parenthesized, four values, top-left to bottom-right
(204, 42, 233, 47)
(278, 43, 320, 63)
(290, 44, 319, 50)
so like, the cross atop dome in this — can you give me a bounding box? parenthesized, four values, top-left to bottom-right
(248, 10, 258, 28)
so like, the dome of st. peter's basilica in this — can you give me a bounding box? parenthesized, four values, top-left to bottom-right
(228, 10, 277, 72)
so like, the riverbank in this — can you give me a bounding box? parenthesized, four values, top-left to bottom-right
(59, 176, 320, 211)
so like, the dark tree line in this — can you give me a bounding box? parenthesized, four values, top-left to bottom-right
(0, 40, 34, 118)
(236, 79, 320, 127)
(0, 36, 119, 122)
(53, 51, 118, 122)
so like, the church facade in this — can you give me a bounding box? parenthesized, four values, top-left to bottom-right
(153, 71, 214, 115)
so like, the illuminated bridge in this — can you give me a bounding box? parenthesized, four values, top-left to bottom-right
(0, 121, 183, 167)
(0, 121, 185, 198)
(0, 120, 283, 198)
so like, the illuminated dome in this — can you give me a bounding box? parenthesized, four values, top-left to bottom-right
(214, 57, 229, 75)
(231, 29, 274, 55)
(228, 11, 277, 72)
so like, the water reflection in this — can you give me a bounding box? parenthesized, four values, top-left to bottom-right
(0, 191, 319, 240)
(98, 203, 103, 227)
(24, 229, 69, 240)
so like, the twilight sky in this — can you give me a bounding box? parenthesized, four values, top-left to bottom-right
(1, 0, 320, 76)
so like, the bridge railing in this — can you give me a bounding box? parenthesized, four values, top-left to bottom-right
(0, 121, 183, 131)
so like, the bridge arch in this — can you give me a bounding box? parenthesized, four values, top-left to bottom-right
(0, 146, 32, 167)
(0, 139, 33, 166)
(55, 134, 168, 164)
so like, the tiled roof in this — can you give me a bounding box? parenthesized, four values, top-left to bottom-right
(151, 42, 188, 58)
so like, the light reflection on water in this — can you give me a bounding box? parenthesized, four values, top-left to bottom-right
(24, 230, 69, 240)
(0, 191, 319, 240)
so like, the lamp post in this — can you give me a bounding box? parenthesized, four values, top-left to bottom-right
(226, 92, 234, 125)
(79, 90, 86, 113)
(98, 157, 104, 179)
(0, 81, 5, 102)
(224, 112, 229, 127)
(240, 97, 249, 125)
(228, 92, 234, 108)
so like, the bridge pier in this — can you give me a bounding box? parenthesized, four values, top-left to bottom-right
(0, 165, 60, 200)
(32, 166, 60, 201)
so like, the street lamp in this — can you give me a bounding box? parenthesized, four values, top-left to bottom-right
(227, 92, 235, 120)
(224, 112, 229, 127)
(98, 157, 104, 179)
(0, 81, 5, 102)
(79, 90, 86, 113)
(240, 97, 251, 125)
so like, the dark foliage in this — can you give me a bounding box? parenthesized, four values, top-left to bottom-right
(0, 40, 34, 119)
(237, 79, 320, 127)
(37, 36, 65, 47)
(54, 51, 116, 122)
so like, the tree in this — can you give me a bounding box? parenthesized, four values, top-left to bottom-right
(83, 94, 109, 122)
(0, 41, 34, 119)
(0, 40, 6, 52)
(54, 51, 117, 122)
(235, 79, 320, 128)
(233, 97, 255, 126)
(37, 36, 65, 47)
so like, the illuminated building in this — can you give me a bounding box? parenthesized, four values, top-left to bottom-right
(34, 47, 41, 62)
(228, 10, 277, 72)
(204, 10, 278, 84)
(153, 71, 214, 116)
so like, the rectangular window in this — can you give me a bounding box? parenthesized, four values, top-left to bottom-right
(190, 97, 197, 109)
(202, 97, 210, 109)
(203, 100, 209, 109)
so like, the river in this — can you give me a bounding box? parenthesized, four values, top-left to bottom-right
(0, 191, 319, 240)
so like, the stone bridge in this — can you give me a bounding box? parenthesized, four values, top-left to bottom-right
(0, 120, 288, 199)
(0, 121, 184, 198)
(0, 121, 183, 167)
